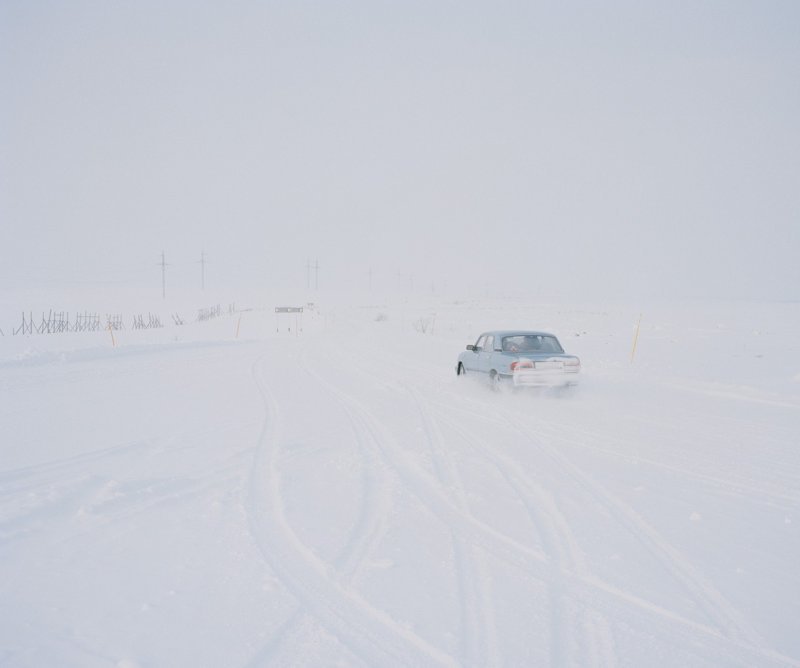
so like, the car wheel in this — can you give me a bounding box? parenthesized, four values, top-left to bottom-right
(491, 372, 515, 393)
(457, 363, 466, 376)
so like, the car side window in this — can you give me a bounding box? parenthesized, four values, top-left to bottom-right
(484, 335, 494, 352)
(475, 335, 486, 351)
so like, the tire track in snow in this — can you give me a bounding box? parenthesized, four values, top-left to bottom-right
(565, 398, 800, 502)
(304, 357, 396, 587)
(500, 408, 764, 648)
(411, 379, 775, 645)
(427, 397, 799, 667)
(247, 351, 398, 666)
(410, 388, 501, 668)
(0, 440, 248, 544)
(245, 354, 459, 667)
(296, 337, 800, 666)
(531, 421, 798, 508)
(433, 393, 799, 509)
(310, 342, 615, 665)
(431, 406, 617, 668)
(301, 354, 550, 570)
(0, 439, 158, 488)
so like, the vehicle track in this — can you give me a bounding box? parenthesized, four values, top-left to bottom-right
(308, 341, 590, 664)
(433, 397, 799, 509)
(0, 465, 247, 544)
(343, 339, 796, 551)
(300, 352, 549, 571)
(498, 407, 763, 647)
(326, 338, 799, 666)
(525, 417, 799, 508)
(360, 349, 800, 496)
(428, 397, 800, 666)
(428, 404, 618, 668)
(409, 388, 501, 667)
(247, 350, 399, 666)
(245, 353, 458, 667)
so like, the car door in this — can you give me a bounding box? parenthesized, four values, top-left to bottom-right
(464, 334, 486, 372)
(478, 334, 495, 374)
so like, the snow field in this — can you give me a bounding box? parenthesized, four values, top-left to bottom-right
(1, 296, 798, 666)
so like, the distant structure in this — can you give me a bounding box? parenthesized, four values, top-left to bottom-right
(275, 306, 303, 336)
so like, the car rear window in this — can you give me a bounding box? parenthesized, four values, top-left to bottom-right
(502, 335, 563, 353)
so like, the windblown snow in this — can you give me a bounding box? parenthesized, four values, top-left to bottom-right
(1, 296, 798, 667)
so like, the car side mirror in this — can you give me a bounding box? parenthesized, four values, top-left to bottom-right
(466, 344, 475, 351)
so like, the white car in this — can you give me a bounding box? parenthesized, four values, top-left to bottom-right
(457, 330, 580, 389)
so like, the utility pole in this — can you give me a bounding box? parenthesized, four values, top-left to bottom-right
(306, 258, 311, 290)
(160, 251, 168, 299)
(396, 271, 411, 293)
(368, 266, 373, 292)
(200, 251, 207, 291)
(314, 259, 319, 290)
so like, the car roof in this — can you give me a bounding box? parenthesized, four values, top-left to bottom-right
(480, 330, 556, 339)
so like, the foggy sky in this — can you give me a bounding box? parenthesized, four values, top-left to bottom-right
(1, 1, 798, 300)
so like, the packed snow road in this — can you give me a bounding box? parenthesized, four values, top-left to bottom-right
(1, 301, 798, 666)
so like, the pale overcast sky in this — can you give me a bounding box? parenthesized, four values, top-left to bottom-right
(1, 1, 798, 300)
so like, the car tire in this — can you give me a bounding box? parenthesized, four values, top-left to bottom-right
(457, 363, 466, 376)
(491, 372, 515, 394)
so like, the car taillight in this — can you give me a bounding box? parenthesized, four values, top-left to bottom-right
(510, 360, 533, 371)
(563, 358, 581, 368)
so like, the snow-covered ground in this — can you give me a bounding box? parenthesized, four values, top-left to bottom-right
(1, 294, 798, 667)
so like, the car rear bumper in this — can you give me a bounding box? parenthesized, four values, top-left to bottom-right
(510, 370, 579, 387)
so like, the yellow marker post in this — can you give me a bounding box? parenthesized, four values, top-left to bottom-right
(108, 322, 116, 348)
(235, 315, 242, 339)
(630, 313, 642, 363)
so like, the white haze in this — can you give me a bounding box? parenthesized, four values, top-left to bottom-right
(1, 1, 799, 301)
(1, 297, 799, 667)
(2, 5, 800, 665)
